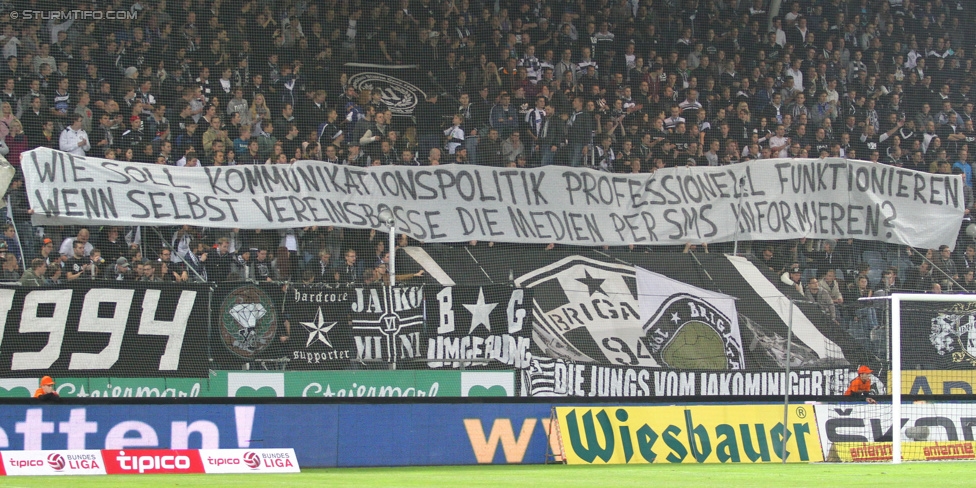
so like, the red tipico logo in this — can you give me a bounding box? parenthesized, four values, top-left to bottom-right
(7, 458, 44, 468)
(101, 449, 204, 475)
(46, 453, 65, 471)
(243, 451, 260, 469)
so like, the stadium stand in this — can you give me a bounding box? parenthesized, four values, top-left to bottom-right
(0, 0, 975, 345)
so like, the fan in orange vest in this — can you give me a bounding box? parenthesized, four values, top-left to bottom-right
(845, 365, 877, 404)
(33, 376, 59, 402)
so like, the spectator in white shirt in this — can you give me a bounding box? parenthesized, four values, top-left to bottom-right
(58, 114, 90, 156)
(769, 125, 791, 158)
(1, 26, 19, 60)
(786, 59, 804, 93)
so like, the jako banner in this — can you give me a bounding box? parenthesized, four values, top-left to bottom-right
(23, 148, 963, 249)
(209, 282, 532, 371)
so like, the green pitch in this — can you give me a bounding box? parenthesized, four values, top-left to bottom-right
(1, 463, 975, 487)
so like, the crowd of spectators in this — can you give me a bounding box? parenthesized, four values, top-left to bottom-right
(765, 237, 976, 352)
(0, 0, 973, 349)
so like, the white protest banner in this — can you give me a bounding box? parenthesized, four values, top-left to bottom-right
(22, 148, 964, 249)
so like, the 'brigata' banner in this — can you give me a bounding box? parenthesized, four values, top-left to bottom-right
(22, 148, 964, 249)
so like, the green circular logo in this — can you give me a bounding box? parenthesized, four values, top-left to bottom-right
(660, 321, 728, 370)
(220, 285, 278, 358)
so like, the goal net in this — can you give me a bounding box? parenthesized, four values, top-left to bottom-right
(819, 293, 976, 464)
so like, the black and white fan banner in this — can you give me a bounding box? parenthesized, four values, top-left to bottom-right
(24, 148, 963, 249)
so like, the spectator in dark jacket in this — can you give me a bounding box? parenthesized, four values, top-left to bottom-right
(334, 249, 366, 283)
(414, 93, 444, 162)
(19, 259, 48, 286)
(566, 96, 594, 167)
(204, 238, 236, 283)
(477, 128, 504, 166)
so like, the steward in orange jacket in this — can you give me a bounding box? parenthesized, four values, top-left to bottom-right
(33, 376, 59, 402)
(845, 366, 877, 404)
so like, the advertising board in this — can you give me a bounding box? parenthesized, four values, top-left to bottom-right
(0, 404, 555, 467)
(1, 450, 105, 475)
(0, 370, 515, 398)
(826, 442, 976, 462)
(0, 449, 299, 475)
(813, 403, 976, 458)
(553, 405, 823, 464)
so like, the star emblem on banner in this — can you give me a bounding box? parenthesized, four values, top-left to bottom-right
(671, 311, 681, 324)
(463, 287, 498, 334)
(300, 307, 337, 348)
(576, 270, 607, 296)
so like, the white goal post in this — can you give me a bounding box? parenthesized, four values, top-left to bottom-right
(889, 292, 976, 464)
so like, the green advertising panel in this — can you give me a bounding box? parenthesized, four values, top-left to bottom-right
(0, 371, 515, 398)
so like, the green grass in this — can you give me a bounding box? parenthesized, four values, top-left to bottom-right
(0, 463, 974, 487)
